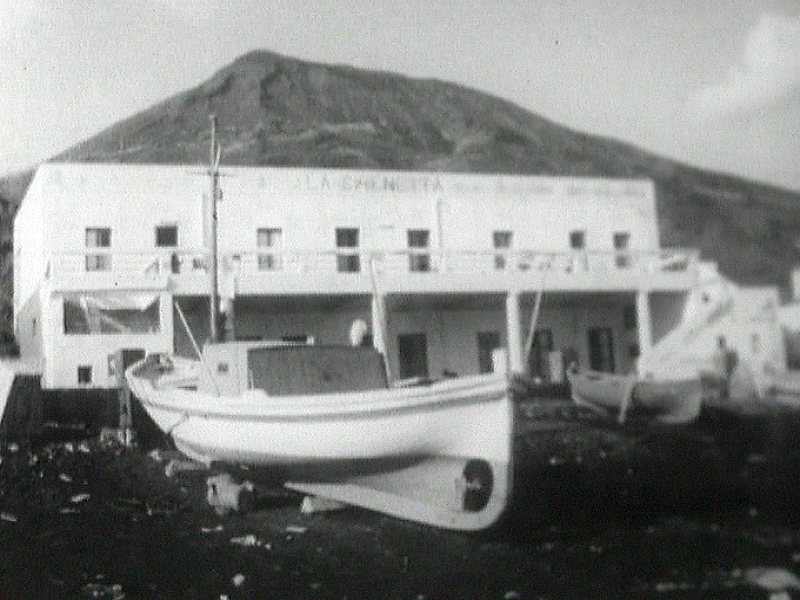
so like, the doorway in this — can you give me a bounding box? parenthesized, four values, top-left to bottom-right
(588, 327, 615, 372)
(528, 329, 554, 379)
(477, 331, 501, 374)
(397, 333, 429, 379)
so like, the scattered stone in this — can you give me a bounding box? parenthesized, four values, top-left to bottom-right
(71, 493, 91, 504)
(206, 473, 254, 515)
(300, 495, 347, 514)
(229, 534, 270, 549)
(286, 525, 307, 534)
(743, 567, 800, 592)
(1, 512, 18, 522)
(80, 582, 124, 599)
(201, 525, 224, 534)
(231, 573, 245, 587)
(165, 458, 208, 478)
(654, 581, 693, 592)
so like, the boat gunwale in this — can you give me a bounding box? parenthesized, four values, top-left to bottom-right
(128, 364, 510, 422)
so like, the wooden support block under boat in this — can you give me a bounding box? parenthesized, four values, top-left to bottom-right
(300, 495, 348, 514)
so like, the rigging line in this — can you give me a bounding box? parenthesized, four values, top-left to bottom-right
(167, 412, 190, 436)
(523, 266, 548, 367)
(174, 299, 220, 396)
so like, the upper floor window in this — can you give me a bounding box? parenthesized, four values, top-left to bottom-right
(613, 232, 631, 268)
(408, 229, 430, 272)
(257, 228, 283, 271)
(493, 230, 513, 270)
(336, 227, 360, 273)
(155, 225, 178, 247)
(85, 227, 111, 271)
(569, 230, 586, 250)
(568, 229, 587, 272)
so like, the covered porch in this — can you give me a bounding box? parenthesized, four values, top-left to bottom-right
(172, 288, 687, 382)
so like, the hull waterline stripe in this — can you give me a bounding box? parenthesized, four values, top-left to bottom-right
(135, 386, 508, 424)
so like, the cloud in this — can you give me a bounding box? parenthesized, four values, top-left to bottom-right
(687, 13, 800, 120)
(0, 0, 49, 40)
(148, 0, 220, 23)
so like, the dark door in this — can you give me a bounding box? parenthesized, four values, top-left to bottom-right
(477, 331, 501, 374)
(398, 333, 429, 379)
(588, 327, 615, 372)
(528, 329, 553, 379)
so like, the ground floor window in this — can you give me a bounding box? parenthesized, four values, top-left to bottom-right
(77, 365, 92, 384)
(63, 293, 161, 335)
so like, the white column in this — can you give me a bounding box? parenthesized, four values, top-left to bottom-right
(371, 294, 388, 358)
(636, 289, 653, 362)
(505, 291, 524, 374)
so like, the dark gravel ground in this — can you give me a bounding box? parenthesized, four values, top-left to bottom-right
(2, 398, 800, 599)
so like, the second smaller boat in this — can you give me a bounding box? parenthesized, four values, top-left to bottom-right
(567, 365, 702, 424)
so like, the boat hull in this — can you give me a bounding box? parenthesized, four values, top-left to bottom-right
(130, 373, 510, 466)
(765, 370, 800, 407)
(567, 369, 702, 424)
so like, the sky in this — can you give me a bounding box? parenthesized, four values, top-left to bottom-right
(1, 0, 800, 191)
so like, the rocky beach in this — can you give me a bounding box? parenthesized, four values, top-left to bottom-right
(1, 398, 800, 599)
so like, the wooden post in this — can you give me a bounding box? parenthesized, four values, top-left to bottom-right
(505, 291, 523, 373)
(112, 349, 140, 446)
(369, 255, 391, 383)
(636, 289, 653, 367)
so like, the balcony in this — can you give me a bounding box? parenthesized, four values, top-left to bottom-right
(44, 247, 700, 296)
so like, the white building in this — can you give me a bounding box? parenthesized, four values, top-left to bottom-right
(12, 162, 783, 392)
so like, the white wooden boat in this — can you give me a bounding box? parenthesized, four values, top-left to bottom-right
(763, 369, 800, 407)
(126, 342, 513, 531)
(566, 367, 702, 424)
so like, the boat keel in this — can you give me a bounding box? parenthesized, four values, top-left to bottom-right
(285, 455, 510, 532)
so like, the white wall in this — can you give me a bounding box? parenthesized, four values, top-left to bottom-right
(44, 291, 174, 389)
(13, 170, 46, 317)
(214, 169, 658, 256)
(20, 165, 659, 281)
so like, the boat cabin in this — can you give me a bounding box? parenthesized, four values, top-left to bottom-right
(199, 342, 389, 396)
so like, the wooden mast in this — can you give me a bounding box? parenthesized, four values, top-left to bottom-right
(208, 115, 222, 343)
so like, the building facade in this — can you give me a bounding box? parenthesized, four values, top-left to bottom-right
(15, 163, 731, 390)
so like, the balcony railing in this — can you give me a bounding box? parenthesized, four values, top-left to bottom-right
(45, 247, 700, 288)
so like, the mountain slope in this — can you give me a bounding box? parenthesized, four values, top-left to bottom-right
(2, 49, 800, 335)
